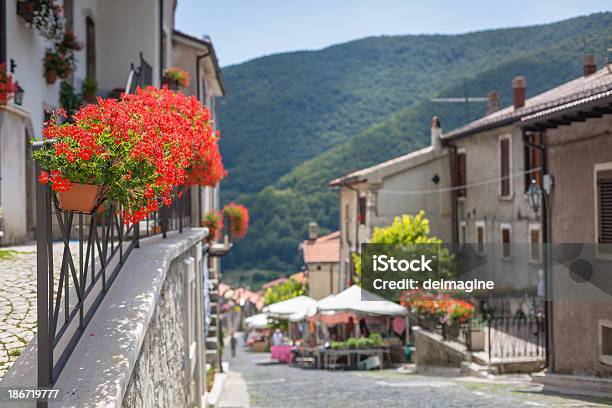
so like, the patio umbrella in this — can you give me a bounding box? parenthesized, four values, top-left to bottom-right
(316, 285, 407, 316)
(262, 295, 318, 320)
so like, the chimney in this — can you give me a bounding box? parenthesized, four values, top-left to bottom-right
(308, 222, 318, 240)
(583, 54, 597, 77)
(512, 76, 526, 109)
(431, 116, 442, 150)
(486, 91, 500, 115)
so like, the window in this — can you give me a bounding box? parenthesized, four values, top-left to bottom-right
(459, 221, 467, 244)
(529, 224, 541, 262)
(524, 133, 543, 192)
(454, 149, 467, 198)
(86, 17, 96, 80)
(500, 223, 512, 259)
(600, 319, 612, 366)
(596, 166, 612, 247)
(499, 135, 512, 198)
(475, 221, 485, 255)
(357, 196, 367, 225)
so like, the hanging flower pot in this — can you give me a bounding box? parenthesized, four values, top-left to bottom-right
(163, 67, 190, 90)
(46, 69, 57, 85)
(17, 1, 36, 23)
(57, 183, 107, 214)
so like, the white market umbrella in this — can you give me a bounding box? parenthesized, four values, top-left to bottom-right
(316, 285, 407, 316)
(262, 295, 317, 320)
(244, 313, 270, 329)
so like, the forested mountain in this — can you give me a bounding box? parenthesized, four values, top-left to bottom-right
(217, 13, 612, 288)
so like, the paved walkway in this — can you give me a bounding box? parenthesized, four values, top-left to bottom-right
(0, 243, 73, 379)
(226, 344, 612, 408)
(219, 370, 250, 408)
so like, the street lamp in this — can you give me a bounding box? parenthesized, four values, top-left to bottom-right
(14, 83, 24, 106)
(527, 179, 542, 214)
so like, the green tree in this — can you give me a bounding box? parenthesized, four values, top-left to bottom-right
(263, 278, 307, 306)
(353, 210, 454, 283)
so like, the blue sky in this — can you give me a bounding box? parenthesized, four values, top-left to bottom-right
(175, 0, 612, 67)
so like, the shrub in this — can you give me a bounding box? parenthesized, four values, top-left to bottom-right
(203, 211, 223, 243)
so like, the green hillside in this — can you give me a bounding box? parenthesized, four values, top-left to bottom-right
(217, 13, 612, 287)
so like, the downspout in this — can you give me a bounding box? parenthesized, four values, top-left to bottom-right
(159, 0, 164, 84)
(522, 128, 553, 372)
(196, 52, 210, 226)
(0, 0, 6, 65)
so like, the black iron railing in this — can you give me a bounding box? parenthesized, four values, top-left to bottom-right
(487, 316, 546, 361)
(34, 157, 193, 393)
(125, 53, 153, 93)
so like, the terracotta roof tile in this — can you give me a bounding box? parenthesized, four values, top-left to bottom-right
(303, 231, 340, 263)
(443, 66, 612, 139)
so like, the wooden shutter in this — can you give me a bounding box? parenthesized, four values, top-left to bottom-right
(500, 138, 510, 196)
(86, 17, 96, 79)
(598, 170, 612, 244)
(358, 196, 366, 225)
(454, 152, 466, 197)
(502, 227, 511, 258)
(530, 229, 541, 261)
(524, 133, 543, 192)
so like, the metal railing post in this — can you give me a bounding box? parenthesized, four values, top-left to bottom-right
(35, 160, 52, 406)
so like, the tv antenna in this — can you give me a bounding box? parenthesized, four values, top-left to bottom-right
(430, 78, 488, 122)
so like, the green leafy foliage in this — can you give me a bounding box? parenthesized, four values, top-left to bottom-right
(263, 277, 307, 306)
(220, 13, 612, 281)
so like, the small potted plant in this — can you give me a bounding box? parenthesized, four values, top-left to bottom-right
(17, 0, 37, 23)
(162, 67, 190, 90)
(442, 300, 474, 340)
(466, 317, 485, 351)
(43, 49, 71, 84)
(222, 203, 249, 240)
(0, 63, 17, 105)
(28, 0, 64, 42)
(81, 77, 98, 104)
(202, 211, 223, 243)
(59, 81, 83, 117)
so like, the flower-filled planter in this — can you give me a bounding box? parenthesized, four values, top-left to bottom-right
(44, 49, 71, 84)
(0, 64, 17, 105)
(222, 203, 249, 239)
(81, 77, 98, 104)
(57, 183, 107, 213)
(202, 211, 223, 243)
(17, 0, 37, 23)
(34, 86, 220, 221)
(163, 67, 190, 90)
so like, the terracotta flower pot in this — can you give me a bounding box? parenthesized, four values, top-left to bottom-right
(58, 183, 106, 214)
(17, 1, 35, 23)
(84, 94, 96, 104)
(46, 70, 58, 85)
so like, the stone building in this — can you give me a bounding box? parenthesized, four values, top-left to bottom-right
(302, 223, 341, 300)
(329, 119, 453, 290)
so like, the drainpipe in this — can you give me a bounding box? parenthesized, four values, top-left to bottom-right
(195, 52, 210, 226)
(0, 0, 6, 65)
(159, 0, 164, 84)
(522, 128, 553, 372)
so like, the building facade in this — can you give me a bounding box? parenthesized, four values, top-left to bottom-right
(330, 119, 453, 289)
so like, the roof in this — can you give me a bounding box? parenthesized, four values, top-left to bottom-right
(329, 144, 448, 187)
(290, 271, 308, 284)
(302, 231, 341, 263)
(172, 30, 226, 96)
(443, 66, 612, 140)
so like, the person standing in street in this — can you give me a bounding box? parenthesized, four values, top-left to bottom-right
(230, 331, 237, 358)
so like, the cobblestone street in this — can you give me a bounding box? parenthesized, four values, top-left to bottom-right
(226, 346, 612, 408)
(0, 243, 74, 379)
